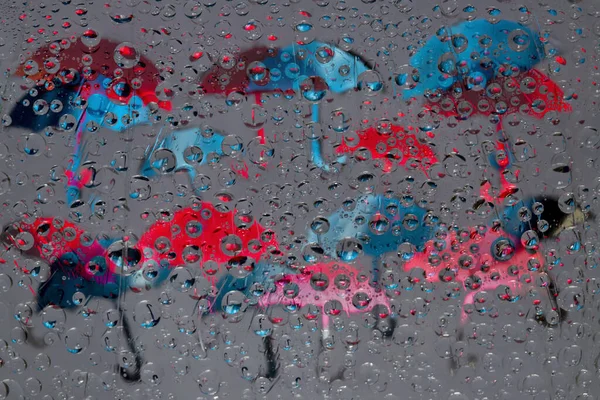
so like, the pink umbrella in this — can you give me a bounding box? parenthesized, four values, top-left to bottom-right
(333, 123, 438, 174)
(400, 221, 549, 324)
(259, 262, 390, 338)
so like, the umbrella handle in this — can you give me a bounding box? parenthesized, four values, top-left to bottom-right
(254, 93, 266, 145)
(308, 104, 349, 172)
(321, 313, 330, 341)
(309, 103, 327, 170)
(66, 98, 117, 204)
(479, 120, 519, 203)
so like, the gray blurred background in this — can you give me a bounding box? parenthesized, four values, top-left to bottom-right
(0, 0, 599, 399)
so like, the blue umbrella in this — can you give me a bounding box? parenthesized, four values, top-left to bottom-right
(303, 194, 441, 287)
(401, 19, 548, 99)
(402, 19, 563, 222)
(305, 195, 439, 258)
(140, 126, 225, 184)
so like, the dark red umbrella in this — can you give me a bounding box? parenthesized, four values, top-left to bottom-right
(198, 40, 372, 157)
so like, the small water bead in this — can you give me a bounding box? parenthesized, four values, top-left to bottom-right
(113, 42, 140, 69)
(295, 21, 313, 33)
(336, 238, 363, 262)
(81, 28, 101, 48)
(508, 29, 531, 52)
(202, 260, 219, 276)
(402, 214, 420, 231)
(521, 230, 540, 250)
(181, 243, 202, 264)
(398, 242, 415, 261)
(492, 238, 516, 261)
(300, 76, 328, 102)
(310, 273, 329, 291)
(333, 273, 351, 291)
(134, 300, 161, 328)
(537, 219, 549, 233)
(369, 213, 390, 235)
(315, 45, 334, 64)
(221, 290, 248, 318)
(32, 99, 49, 116)
(141, 362, 164, 386)
(14, 231, 35, 251)
(19, 133, 46, 156)
(282, 282, 299, 299)
(310, 217, 330, 234)
(221, 234, 243, 256)
(518, 206, 532, 222)
(64, 327, 89, 354)
(22, 59, 39, 76)
(72, 291, 87, 306)
(558, 192, 576, 214)
(246, 61, 269, 85)
(352, 292, 371, 310)
(182, 146, 204, 167)
(150, 149, 177, 174)
(357, 70, 384, 96)
(227, 255, 255, 279)
(170, 267, 195, 292)
(243, 19, 263, 41)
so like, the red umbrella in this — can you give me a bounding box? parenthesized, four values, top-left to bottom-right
(424, 68, 572, 203)
(333, 123, 438, 173)
(133, 201, 281, 294)
(400, 219, 549, 324)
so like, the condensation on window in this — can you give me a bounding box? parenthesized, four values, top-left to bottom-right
(0, 0, 598, 399)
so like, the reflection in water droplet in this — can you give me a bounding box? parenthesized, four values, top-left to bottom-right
(336, 238, 363, 262)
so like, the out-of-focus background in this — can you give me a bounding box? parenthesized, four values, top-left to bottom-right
(0, 0, 599, 399)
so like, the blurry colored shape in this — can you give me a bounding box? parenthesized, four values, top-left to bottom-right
(331, 124, 438, 173)
(199, 41, 371, 172)
(11, 37, 172, 204)
(402, 19, 547, 99)
(141, 127, 225, 181)
(259, 261, 390, 337)
(200, 41, 370, 96)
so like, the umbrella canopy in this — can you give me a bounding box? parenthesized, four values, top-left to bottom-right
(13, 35, 171, 110)
(494, 195, 591, 242)
(402, 19, 547, 100)
(200, 41, 371, 96)
(402, 19, 569, 207)
(258, 261, 391, 336)
(140, 126, 225, 181)
(144, 41, 371, 185)
(1, 216, 119, 310)
(198, 40, 373, 175)
(400, 195, 588, 323)
(399, 218, 538, 323)
(305, 195, 440, 263)
(126, 202, 283, 300)
(1, 201, 282, 313)
(331, 123, 438, 173)
(424, 68, 572, 121)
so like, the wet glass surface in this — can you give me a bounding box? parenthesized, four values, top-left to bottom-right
(0, 0, 599, 399)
